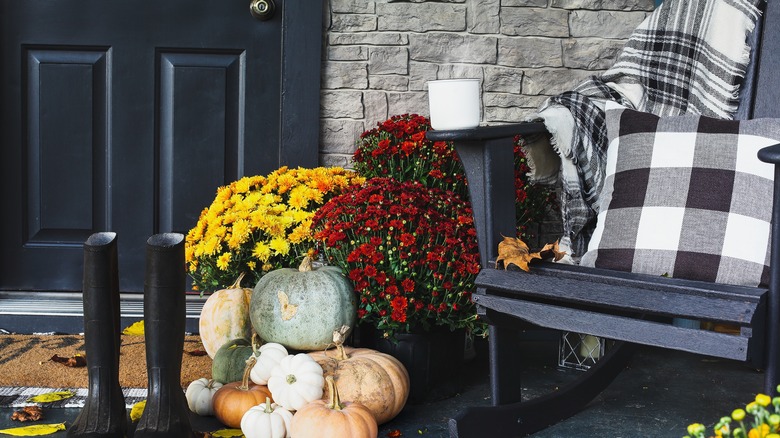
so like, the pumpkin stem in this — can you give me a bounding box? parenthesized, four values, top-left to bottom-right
(206, 379, 217, 389)
(325, 376, 344, 411)
(332, 326, 351, 361)
(298, 256, 313, 272)
(286, 374, 297, 385)
(240, 355, 257, 391)
(230, 272, 247, 289)
(251, 332, 261, 356)
(263, 397, 273, 414)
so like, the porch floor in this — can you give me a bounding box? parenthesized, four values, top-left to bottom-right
(0, 337, 765, 437)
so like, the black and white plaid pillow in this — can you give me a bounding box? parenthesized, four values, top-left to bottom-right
(580, 102, 780, 287)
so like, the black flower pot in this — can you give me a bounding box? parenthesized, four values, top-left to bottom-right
(358, 325, 465, 404)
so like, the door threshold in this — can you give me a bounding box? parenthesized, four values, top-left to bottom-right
(0, 291, 206, 334)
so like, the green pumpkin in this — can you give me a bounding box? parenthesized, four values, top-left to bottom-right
(250, 257, 356, 351)
(211, 338, 254, 383)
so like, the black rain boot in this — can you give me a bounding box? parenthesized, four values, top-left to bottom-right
(68, 232, 127, 438)
(134, 233, 194, 438)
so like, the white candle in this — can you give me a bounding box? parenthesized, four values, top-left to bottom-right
(427, 79, 481, 130)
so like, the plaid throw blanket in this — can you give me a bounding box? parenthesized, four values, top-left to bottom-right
(527, 0, 763, 259)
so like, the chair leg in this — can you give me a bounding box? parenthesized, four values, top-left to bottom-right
(134, 233, 194, 438)
(68, 232, 127, 438)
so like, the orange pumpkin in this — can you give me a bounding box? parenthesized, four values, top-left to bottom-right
(308, 331, 409, 424)
(290, 376, 377, 438)
(212, 356, 273, 428)
(199, 272, 253, 358)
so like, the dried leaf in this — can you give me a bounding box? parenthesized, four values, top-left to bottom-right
(122, 320, 145, 336)
(0, 422, 65, 436)
(25, 391, 74, 404)
(10, 407, 43, 422)
(49, 354, 86, 367)
(210, 429, 244, 437)
(538, 240, 567, 262)
(186, 349, 208, 357)
(130, 400, 146, 422)
(387, 430, 402, 438)
(495, 236, 541, 272)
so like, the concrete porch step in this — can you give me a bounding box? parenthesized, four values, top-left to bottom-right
(0, 291, 206, 334)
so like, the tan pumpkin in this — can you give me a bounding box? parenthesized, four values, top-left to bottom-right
(290, 376, 377, 438)
(199, 272, 253, 358)
(212, 356, 274, 428)
(308, 329, 409, 424)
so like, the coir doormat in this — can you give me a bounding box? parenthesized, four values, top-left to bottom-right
(0, 334, 212, 407)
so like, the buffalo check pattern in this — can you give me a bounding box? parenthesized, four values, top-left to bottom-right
(580, 102, 780, 287)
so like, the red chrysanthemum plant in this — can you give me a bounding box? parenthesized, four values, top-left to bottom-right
(311, 178, 482, 340)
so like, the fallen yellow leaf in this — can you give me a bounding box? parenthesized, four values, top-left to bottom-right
(130, 400, 146, 422)
(25, 391, 74, 403)
(211, 429, 244, 437)
(0, 422, 66, 436)
(122, 320, 145, 336)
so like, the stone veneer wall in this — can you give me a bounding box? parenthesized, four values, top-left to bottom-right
(319, 0, 655, 167)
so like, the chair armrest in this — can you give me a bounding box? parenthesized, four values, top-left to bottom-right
(426, 122, 550, 267)
(426, 122, 547, 142)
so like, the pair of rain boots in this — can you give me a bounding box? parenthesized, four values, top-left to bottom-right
(67, 232, 194, 438)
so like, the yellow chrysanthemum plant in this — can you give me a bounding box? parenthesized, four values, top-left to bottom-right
(185, 166, 365, 293)
(685, 387, 780, 438)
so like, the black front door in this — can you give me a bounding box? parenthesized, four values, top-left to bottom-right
(1, 0, 322, 293)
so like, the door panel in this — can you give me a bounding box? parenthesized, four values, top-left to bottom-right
(1, 0, 321, 294)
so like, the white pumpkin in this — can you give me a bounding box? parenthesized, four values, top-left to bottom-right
(250, 342, 289, 385)
(240, 397, 293, 438)
(267, 353, 324, 411)
(199, 273, 253, 358)
(185, 378, 223, 416)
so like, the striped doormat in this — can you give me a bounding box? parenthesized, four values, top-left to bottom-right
(0, 387, 147, 409)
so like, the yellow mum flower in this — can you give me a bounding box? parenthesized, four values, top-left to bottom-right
(733, 409, 747, 422)
(253, 241, 272, 262)
(270, 237, 290, 256)
(216, 252, 232, 271)
(186, 166, 361, 292)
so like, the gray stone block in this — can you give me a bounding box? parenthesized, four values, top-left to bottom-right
(329, 32, 409, 46)
(364, 91, 390, 126)
(501, 8, 570, 37)
(377, 3, 466, 32)
(320, 119, 366, 154)
(331, 13, 377, 32)
(387, 92, 430, 117)
(484, 66, 523, 93)
(410, 33, 497, 64)
(328, 46, 369, 61)
(569, 10, 648, 38)
(321, 62, 369, 89)
(369, 75, 409, 91)
(409, 62, 440, 91)
(551, 0, 655, 11)
(501, 0, 549, 6)
(498, 37, 563, 68)
(484, 92, 547, 109)
(331, 0, 376, 14)
(319, 153, 355, 170)
(468, 0, 500, 34)
(436, 64, 485, 81)
(523, 69, 594, 95)
(562, 38, 626, 69)
(368, 46, 409, 75)
(321, 91, 364, 119)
